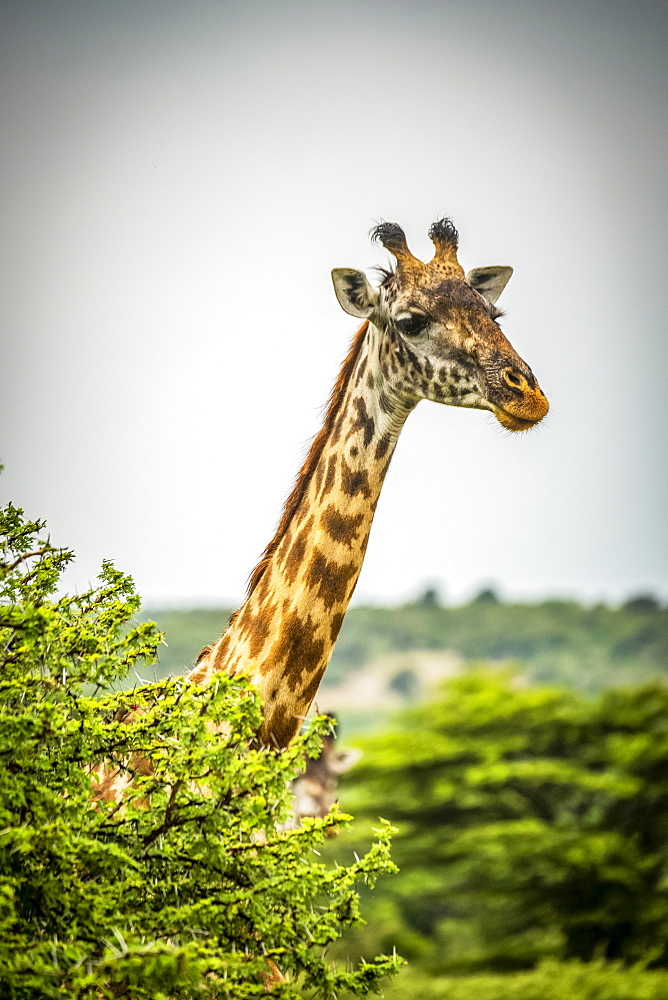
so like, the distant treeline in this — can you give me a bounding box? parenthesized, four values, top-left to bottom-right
(139, 589, 667, 693)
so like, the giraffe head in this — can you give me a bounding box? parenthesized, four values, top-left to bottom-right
(332, 219, 548, 431)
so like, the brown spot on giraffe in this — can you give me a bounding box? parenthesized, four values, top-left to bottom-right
(283, 515, 314, 585)
(375, 433, 391, 461)
(276, 532, 291, 562)
(329, 610, 345, 644)
(300, 670, 324, 710)
(322, 452, 338, 496)
(348, 395, 375, 447)
(247, 602, 279, 661)
(305, 547, 359, 610)
(263, 609, 325, 690)
(256, 563, 273, 600)
(209, 632, 231, 674)
(259, 699, 293, 749)
(313, 459, 324, 494)
(321, 504, 365, 546)
(340, 458, 372, 499)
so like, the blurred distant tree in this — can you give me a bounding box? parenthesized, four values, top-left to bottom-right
(388, 668, 419, 700)
(0, 502, 400, 999)
(340, 671, 668, 974)
(417, 587, 441, 608)
(472, 587, 500, 605)
(622, 593, 661, 613)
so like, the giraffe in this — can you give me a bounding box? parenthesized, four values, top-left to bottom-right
(189, 218, 549, 748)
(290, 714, 361, 830)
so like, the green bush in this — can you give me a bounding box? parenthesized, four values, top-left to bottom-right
(0, 502, 400, 998)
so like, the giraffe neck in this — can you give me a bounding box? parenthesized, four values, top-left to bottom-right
(189, 321, 414, 746)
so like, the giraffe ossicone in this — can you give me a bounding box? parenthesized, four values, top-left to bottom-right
(191, 219, 549, 747)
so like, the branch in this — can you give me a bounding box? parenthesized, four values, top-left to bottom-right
(1, 546, 65, 575)
(141, 778, 185, 847)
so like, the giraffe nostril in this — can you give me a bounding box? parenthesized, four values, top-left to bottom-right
(503, 369, 524, 391)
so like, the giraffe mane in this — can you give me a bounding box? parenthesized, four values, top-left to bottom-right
(373, 266, 395, 288)
(243, 321, 370, 602)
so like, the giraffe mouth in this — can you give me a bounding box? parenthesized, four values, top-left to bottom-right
(492, 405, 547, 432)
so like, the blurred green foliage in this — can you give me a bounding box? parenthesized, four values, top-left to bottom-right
(141, 590, 668, 693)
(0, 503, 400, 999)
(333, 671, 668, 984)
(376, 960, 668, 1000)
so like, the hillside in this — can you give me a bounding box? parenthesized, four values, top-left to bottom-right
(137, 592, 667, 732)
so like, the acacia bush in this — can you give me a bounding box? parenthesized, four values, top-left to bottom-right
(337, 671, 668, 975)
(0, 502, 400, 999)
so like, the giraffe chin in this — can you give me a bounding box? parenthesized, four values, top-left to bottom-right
(492, 406, 545, 432)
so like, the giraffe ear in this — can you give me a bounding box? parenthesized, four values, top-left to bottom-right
(466, 266, 513, 306)
(331, 268, 380, 318)
(329, 748, 362, 775)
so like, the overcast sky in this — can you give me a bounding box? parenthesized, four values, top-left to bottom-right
(2, 0, 667, 610)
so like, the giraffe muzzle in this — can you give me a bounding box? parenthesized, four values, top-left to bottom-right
(492, 384, 550, 431)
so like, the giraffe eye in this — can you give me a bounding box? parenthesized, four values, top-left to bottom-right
(395, 312, 428, 336)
